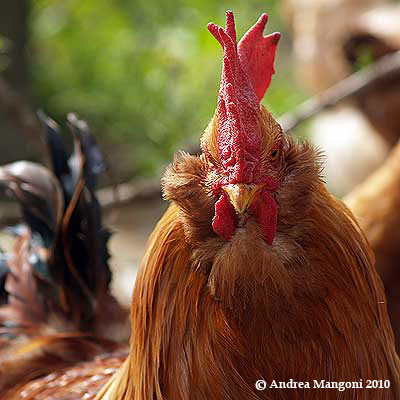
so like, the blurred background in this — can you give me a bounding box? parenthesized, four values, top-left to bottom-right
(1, 0, 400, 305)
(0, 0, 306, 177)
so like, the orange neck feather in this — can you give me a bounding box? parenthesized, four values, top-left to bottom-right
(98, 190, 400, 399)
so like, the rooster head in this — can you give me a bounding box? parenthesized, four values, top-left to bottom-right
(201, 10, 281, 244)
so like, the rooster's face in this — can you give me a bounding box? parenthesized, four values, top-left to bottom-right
(202, 107, 283, 245)
(163, 12, 320, 249)
(200, 11, 281, 244)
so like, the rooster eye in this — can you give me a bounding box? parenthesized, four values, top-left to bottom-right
(270, 149, 279, 161)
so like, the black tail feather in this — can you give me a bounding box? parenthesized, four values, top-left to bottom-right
(0, 251, 9, 304)
(0, 113, 128, 344)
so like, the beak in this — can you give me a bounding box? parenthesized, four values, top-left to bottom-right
(223, 184, 260, 214)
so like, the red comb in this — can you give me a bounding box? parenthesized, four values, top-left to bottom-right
(238, 14, 280, 101)
(207, 11, 280, 184)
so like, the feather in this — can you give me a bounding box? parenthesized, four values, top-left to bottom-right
(0, 162, 64, 248)
(0, 251, 9, 304)
(2, 350, 127, 400)
(2, 11, 400, 399)
(0, 114, 128, 397)
(345, 139, 400, 352)
(37, 110, 75, 202)
(0, 335, 125, 396)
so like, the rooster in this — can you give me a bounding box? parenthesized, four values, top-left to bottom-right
(345, 139, 400, 353)
(2, 10, 400, 400)
(0, 113, 128, 395)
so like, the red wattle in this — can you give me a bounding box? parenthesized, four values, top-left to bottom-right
(212, 192, 235, 241)
(249, 190, 278, 245)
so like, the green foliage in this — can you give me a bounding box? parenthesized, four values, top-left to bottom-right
(30, 1, 306, 176)
(0, 36, 9, 72)
(352, 47, 375, 73)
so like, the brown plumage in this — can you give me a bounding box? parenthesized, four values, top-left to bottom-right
(2, 351, 128, 399)
(2, 12, 400, 400)
(6, 132, 400, 399)
(117, 132, 399, 400)
(81, 116, 400, 400)
(345, 139, 400, 353)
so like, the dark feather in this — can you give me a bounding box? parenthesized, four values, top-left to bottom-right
(0, 162, 64, 248)
(0, 251, 9, 304)
(47, 112, 114, 332)
(37, 111, 71, 183)
(67, 112, 107, 192)
(0, 114, 128, 352)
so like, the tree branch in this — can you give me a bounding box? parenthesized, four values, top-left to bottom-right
(279, 50, 400, 132)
